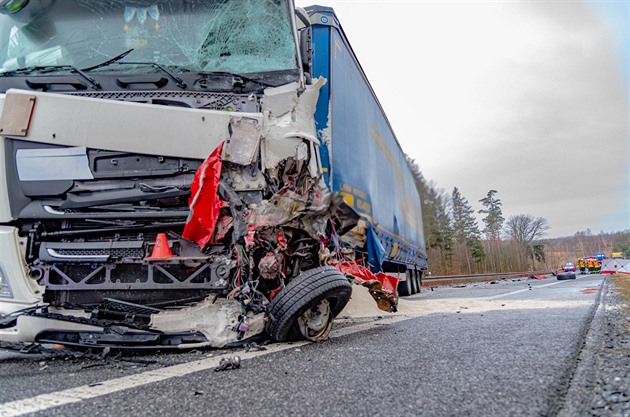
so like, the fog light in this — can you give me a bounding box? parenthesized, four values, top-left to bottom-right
(0, 266, 13, 298)
(0, 0, 29, 14)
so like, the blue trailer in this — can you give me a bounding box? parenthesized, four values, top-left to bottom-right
(306, 6, 427, 293)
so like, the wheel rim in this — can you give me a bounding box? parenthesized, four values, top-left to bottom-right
(297, 299, 334, 341)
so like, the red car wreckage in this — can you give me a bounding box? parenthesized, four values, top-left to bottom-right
(171, 140, 401, 343)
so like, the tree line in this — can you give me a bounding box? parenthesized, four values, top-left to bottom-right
(407, 157, 551, 275)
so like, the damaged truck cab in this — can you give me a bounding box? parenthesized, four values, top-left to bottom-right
(0, 1, 427, 350)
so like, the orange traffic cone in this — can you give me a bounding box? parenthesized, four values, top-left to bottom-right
(148, 233, 173, 259)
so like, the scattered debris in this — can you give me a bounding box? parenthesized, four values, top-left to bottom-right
(244, 342, 268, 352)
(530, 275, 549, 280)
(214, 356, 241, 372)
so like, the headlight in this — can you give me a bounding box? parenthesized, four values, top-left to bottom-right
(0, 265, 13, 298)
(0, 0, 29, 14)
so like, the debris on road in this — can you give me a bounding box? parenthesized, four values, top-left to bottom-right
(214, 356, 241, 372)
(244, 342, 268, 352)
(531, 275, 550, 280)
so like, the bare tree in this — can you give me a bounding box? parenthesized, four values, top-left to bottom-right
(506, 214, 550, 243)
(505, 214, 550, 269)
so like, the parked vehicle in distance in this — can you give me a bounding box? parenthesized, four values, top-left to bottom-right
(556, 271, 577, 280)
(563, 262, 576, 272)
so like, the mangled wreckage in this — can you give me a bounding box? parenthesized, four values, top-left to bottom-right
(0, 1, 428, 350)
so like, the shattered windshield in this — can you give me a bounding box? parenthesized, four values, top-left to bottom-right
(0, 0, 298, 75)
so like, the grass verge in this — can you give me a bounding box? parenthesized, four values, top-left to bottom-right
(611, 274, 630, 329)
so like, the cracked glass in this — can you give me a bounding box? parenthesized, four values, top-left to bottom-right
(0, 0, 298, 74)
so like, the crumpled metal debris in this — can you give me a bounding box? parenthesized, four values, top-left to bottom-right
(215, 356, 241, 372)
(332, 261, 399, 312)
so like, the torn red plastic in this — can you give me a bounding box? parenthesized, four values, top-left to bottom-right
(332, 261, 399, 294)
(183, 143, 225, 249)
(333, 261, 399, 312)
(531, 275, 549, 280)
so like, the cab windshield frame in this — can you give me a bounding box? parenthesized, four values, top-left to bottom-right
(0, 0, 300, 77)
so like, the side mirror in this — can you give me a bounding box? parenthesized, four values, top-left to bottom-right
(299, 26, 312, 74)
(0, 0, 29, 14)
(295, 8, 312, 75)
(295, 7, 311, 29)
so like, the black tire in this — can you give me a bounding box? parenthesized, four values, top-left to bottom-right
(398, 272, 412, 296)
(265, 266, 352, 342)
(408, 270, 417, 294)
(557, 272, 576, 280)
(414, 270, 422, 294)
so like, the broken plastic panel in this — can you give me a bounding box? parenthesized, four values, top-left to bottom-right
(16, 147, 94, 181)
(366, 227, 386, 271)
(222, 117, 261, 166)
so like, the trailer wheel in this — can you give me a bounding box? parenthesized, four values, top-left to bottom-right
(398, 271, 413, 296)
(413, 270, 421, 294)
(414, 270, 422, 294)
(407, 269, 420, 294)
(265, 266, 352, 342)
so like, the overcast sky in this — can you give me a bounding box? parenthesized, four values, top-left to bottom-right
(295, 0, 629, 238)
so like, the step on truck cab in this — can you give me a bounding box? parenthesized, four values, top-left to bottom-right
(0, 1, 427, 351)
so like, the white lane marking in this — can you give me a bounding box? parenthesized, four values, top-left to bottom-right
(0, 315, 414, 417)
(485, 275, 587, 300)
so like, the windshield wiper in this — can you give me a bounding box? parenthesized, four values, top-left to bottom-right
(81, 49, 134, 72)
(110, 61, 187, 89)
(84, 53, 187, 89)
(199, 71, 275, 88)
(0, 65, 101, 90)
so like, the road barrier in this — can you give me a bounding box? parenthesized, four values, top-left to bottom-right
(423, 271, 552, 286)
(601, 259, 630, 275)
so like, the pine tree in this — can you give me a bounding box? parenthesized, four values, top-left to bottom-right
(433, 193, 454, 269)
(478, 190, 504, 240)
(406, 156, 453, 272)
(451, 187, 485, 268)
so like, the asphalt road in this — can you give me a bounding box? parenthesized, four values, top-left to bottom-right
(0, 273, 610, 417)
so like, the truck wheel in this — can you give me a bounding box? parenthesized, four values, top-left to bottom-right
(408, 270, 418, 295)
(265, 266, 352, 342)
(414, 270, 422, 294)
(398, 271, 412, 296)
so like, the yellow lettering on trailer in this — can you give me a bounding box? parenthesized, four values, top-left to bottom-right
(341, 192, 355, 207)
(391, 242, 400, 257)
(356, 199, 371, 213)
